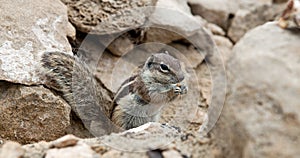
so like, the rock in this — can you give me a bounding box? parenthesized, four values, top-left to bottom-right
(99, 122, 181, 152)
(211, 22, 300, 157)
(1, 121, 220, 158)
(145, 0, 203, 43)
(274, 0, 289, 3)
(169, 43, 204, 68)
(0, 81, 71, 144)
(212, 35, 233, 62)
(0, 141, 24, 158)
(0, 0, 75, 85)
(101, 150, 147, 158)
(50, 135, 79, 148)
(95, 51, 136, 93)
(45, 143, 99, 158)
(278, 0, 300, 29)
(188, 0, 240, 30)
(195, 63, 212, 108)
(189, 0, 285, 43)
(162, 149, 182, 158)
(23, 141, 51, 158)
(107, 36, 134, 57)
(228, 4, 285, 42)
(205, 23, 225, 36)
(61, 0, 156, 34)
(187, 107, 206, 124)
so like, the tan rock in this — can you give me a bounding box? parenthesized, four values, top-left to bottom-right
(45, 143, 99, 158)
(0, 141, 24, 158)
(206, 23, 225, 36)
(0, 81, 71, 144)
(107, 36, 134, 57)
(100, 122, 181, 152)
(61, 0, 156, 34)
(50, 135, 79, 148)
(0, 0, 75, 85)
(187, 107, 206, 124)
(162, 149, 182, 158)
(213, 35, 233, 62)
(95, 51, 135, 93)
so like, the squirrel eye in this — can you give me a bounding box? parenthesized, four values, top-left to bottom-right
(160, 64, 169, 72)
(147, 62, 153, 68)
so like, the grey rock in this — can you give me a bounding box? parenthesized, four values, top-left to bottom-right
(188, 0, 240, 30)
(212, 22, 300, 157)
(228, 4, 285, 42)
(99, 122, 181, 152)
(169, 43, 204, 68)
(145, 0, 203, 43)
(0, 0, 75, 85)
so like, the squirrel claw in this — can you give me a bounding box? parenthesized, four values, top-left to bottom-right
(174, 84, 188, 95)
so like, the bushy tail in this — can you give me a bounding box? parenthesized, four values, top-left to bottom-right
(39, 52, 118, 136)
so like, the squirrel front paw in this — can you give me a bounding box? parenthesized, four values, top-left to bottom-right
(173, 83, 188, 95)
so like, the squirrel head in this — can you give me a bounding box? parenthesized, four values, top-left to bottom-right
(141, 52, 187, 95)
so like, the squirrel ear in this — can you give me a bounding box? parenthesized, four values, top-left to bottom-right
(144, 55, 155, 69)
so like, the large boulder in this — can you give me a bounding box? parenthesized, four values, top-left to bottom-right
(0, 0, 77, 143)
(0, 0, 75, 85)
(211, 22, 300, 157)
(0, 81, 71, 144)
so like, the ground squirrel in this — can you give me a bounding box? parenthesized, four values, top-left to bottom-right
(40, 52, 187, 132)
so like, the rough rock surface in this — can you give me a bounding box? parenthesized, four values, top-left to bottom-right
(0, 0, 75, 85)
(212, 35, 233, 62)
(169, 43, 204, 69)
(211, 22, 300, 157)
(1, 0, 299, 158)
(144, 0, 203, 43)
(0, 0, 94, 144)
(228, 4, 285, 42)
(189, 0, 283, 36)
(61, 0, 157, 34)
(188, 0, 240, 30)
(107, 36, 134, 57)
(95, 51, 135, 93)
(0, 81, 71, 144)
(0, 123, 218, 158)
